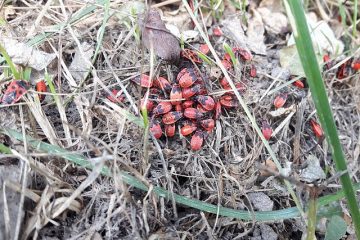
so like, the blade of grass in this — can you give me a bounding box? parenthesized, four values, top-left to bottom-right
(2, 127, 360, 222)
(284, 0, 360, 237)
(0, 43, 20, 79)
(181, 0, 305, 218)
(353, 0, 358, 37)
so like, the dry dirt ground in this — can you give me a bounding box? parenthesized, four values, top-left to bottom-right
(0, 0, 359, 239)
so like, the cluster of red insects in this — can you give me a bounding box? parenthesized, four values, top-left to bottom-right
(108, 46, 256, 151)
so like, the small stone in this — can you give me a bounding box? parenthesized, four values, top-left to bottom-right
(248, 192, 274, 211)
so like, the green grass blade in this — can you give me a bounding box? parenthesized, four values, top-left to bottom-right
(0, 43, 20, 79)
(2, 128, 360, 222)
(284, 0, 360, 237)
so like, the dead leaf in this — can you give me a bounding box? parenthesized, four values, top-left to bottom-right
(248, 192, 274, 211)
(246, 9, 267, 55)
(68, 42, 94, 82)
(257, 7, 288, 34)
(141, 9, 180, 63)
(0, 38, 56, 71)
(299, 155, 326, 182)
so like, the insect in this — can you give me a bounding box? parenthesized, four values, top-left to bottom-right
(153, 77, 172, 92)
(177, 68, 199, 88)
(36, 80, 47, 102)
(140, 98, 155, 112)
(180, 121, 197, 136)
(190, 130, 204, 151)
(199, 44, 210, 55)
(219, 95, 238, 108)
(165, 124, 176, 137)
(184, 108, 203, 119)
(182, 100, 194, 108)
(150, 120, 162, 139)
(153, 101, 173, 115)
(180, 49, 202, 64)
(310, 119, 323, 139)
(292, 79, 304, 88)
(262, 121, 272, 140)
(250, 64, 257, 77)
(273, 93, 288, 109)
(1, 80, 29, 104)
(221, 59, 232, 70)
(132, 74, 153, 88)
(213, 27, 223, 36)
(162, 111, 183, 124)
(107, 88, 125, 103)
(200, 119, 215, 132)
(170, 84, 183, 105)
(182, 84, 203, 99)
(194, 95, 215, 111)
(352, 59, 360, 71)
(232, 47, 252, 61)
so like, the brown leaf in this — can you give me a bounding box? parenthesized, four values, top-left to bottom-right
(141, 9, 180, 63)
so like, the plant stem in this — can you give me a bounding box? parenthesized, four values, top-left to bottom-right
(284, 0, 360, 237)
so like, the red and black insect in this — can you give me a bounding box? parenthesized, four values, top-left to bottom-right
(182, 100, 194, 108)
(177, 67, 199, 88)
(200, 119, 215, 132)
(180, 49, 202, 63)
(132, 74, 153, 88)
(310, 119, 323, 139)
(250, 64, 257, 77)
(180, 121, 197, 136)
(199, 44, 209, 55)
(182, 84, 204, 99)
(108, 88, 125, 103)
(273, 93, 288, 109)
(153, 77, 172, 92)
(140, 98, 155, 112)
(153, 101, 173, 115)
(262, 121, 272, 140)
(170, 84, 183, 105)
(352, 59, 360, 71)
(36, 80, 47, 102)
(165, 124, 176, 137)
(292, 79, 305, 88)
(150, 119, 162, 139)
(1, 80, 29, 104)
(162, 111, 183, 124)
(232, 47, 252, 61)
(219, 94, 238, 108)
(184, 108, 203, 119)
(194, 95, 215, 111)
(191, 130, 204, 151)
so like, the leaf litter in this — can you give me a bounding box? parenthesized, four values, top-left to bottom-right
(0, 1, 359, 239)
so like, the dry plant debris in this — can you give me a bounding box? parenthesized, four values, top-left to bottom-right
(0, 0, 359, 239)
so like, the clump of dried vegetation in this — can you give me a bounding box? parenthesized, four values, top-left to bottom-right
(0, 0, 359, 239)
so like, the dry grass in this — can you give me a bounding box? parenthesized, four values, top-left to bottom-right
(0, 0, 359, 239)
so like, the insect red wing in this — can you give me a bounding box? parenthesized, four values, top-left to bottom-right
(352, 59, 360, 71)
(261, 121, 272, 140)
(140, 98, 155, 112)
(36, 80, 47, 102)
(175, 104, 182, 112)
(170, 84, 183, 105)
(150, 120, 162, 139)
(1, 80, 29, 104)
(182, 85, 201, 99)
(162, 111, 183, 124)
(273, 93, 288, 109)
(213, 27, 223, 36)
(221, 59, 232, 70)
(195, 95, 215, 111)
(154, 77, 172, 92)
(132, 74, 152, 88)
(178, 68, 198, 88)
(180, 124, 197, 136)
(182, 100, 194, 108)
(184, 108, 203, 119)
(191, 130, 204, 150)
(165, 124, 176, 137)
(219, 77, 230, 88)
(200, 119, 215, 132)
(292, 80, 304, 88)
(199, 44, 210, 55)
(310, 120, 323, 138)
(250, 65, 257, 77)
(152, 101, 173, 115)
